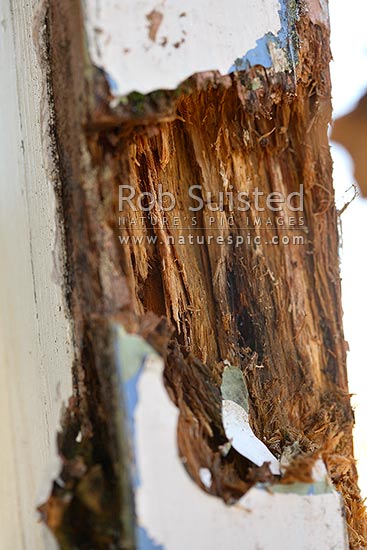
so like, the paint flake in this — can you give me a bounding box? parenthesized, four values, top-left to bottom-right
(222, 399, 281, 476)
(199, 468, 212, 489)
(112, 328, 348, 549)
(221, 364, 280, 475)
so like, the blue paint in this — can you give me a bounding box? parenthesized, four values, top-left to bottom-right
(137, 527, 165, 550)
(123, 364, 145, 488)
(113, 325, 165, 549)
(112, 325, 153, 489)
(228, 0, 299, 73)
(277, 0, 298, 69)
(106, 73, 120, 94)
(123, 366, 142, 443)
(230, 33, 275, 72)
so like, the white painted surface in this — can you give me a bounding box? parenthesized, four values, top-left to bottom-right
(0, 1, 74, 549)
(84, 0, 282, 96)
(222, 399, 280, 475)
(135, 354, 348, 550)
(199, 468, 212, 489)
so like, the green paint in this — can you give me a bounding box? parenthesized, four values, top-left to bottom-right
(113, 324, 158, 382)
(267, 480, 334, 495)
(221, 364, 249, 412)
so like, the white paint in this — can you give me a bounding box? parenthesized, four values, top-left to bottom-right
(199, 468, 212, 489)
(222, 399, 280, 476)
(84, 0, 282, 96)
(312, 459, 329, 483)
(0, 1, 74, 548)
(135, 354, 348, 549)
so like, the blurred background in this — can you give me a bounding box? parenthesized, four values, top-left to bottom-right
(329, 0, 367, 498)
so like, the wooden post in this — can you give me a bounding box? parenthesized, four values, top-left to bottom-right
(0, 0, 365, 548)
(0, 1, 73, 549)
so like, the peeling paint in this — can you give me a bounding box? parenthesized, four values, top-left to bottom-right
(146, 10, 164, 43)
(113, 325, 160, 490)
(83, 0, 283, 96)
(268, 41, 290, 73)
(137, 526, 165, 550)
(199, 468, 212, 489)
(222, 400, 281, 475)
(228, 0, 299, 74)
(221, 364, 249, 411)
(113, 331, 348, 549)
(255, 460, 334, 495)
(221, 365, 280, 475)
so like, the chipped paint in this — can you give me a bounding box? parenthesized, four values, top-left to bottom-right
(252, 460, 334, 496)
(268, 41, 290, 73)
(114, 325, 156, 383)
(199, 468, 212, 489)
(221, 364, 249, 411)
(113, 325, 160, 490)
(83, 0, 283, 96)
(114, 332, 348, 549)
(228, 0, 299, 73)
(221, 365, 280, 475)
(222, 400, 281, 475)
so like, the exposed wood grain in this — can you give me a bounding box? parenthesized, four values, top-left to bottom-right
(40, 0, 367, 548)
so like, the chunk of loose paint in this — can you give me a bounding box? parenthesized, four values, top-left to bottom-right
(199, 468, 212, 489)
(221, 364, 249, 411)
(132, 353, 347, 549)
(222, 399, 280, 475)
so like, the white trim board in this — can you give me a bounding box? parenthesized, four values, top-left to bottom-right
(0, 1, 74, 549)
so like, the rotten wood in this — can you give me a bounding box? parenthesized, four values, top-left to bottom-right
(37, 1, 367, 548)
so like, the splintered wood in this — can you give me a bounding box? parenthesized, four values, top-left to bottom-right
(42, 0, 367, 548)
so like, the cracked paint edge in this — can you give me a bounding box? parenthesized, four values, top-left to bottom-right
(83, 0, 288, 97)
(112, 324, 349, 550)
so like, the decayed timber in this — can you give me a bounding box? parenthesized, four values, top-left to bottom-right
(33, 0, 367, 548)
